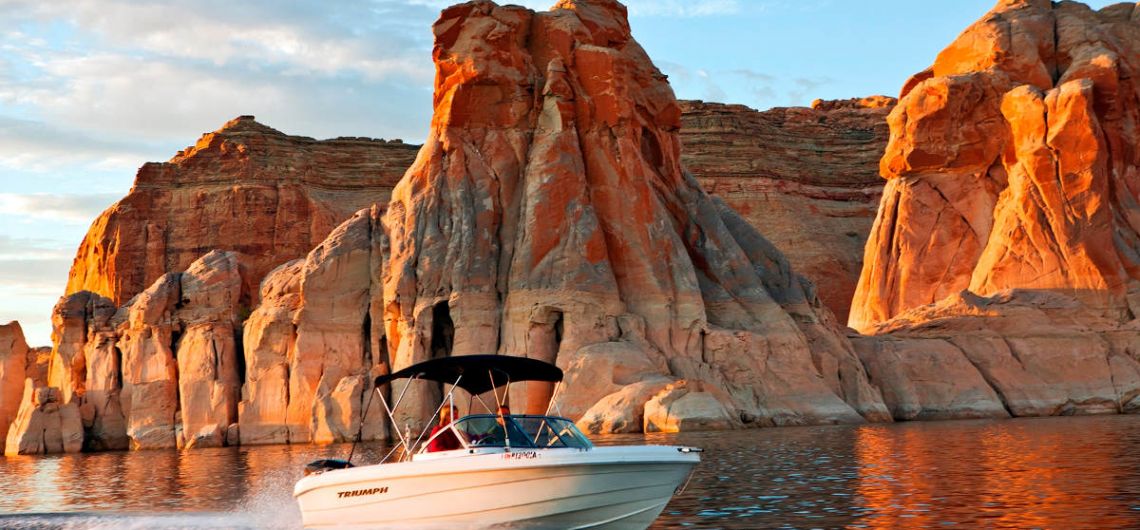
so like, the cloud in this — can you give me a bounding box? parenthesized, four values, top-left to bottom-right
(0, 233, 73, 259)
(727, 69, 776, 83)
(696, 69, 727, 103)
(623, 0, 740, 17)
(0, 236, 73, 334)
(656, 61, 693, 85)
(0, 193, 118, 224)
(0, 115, 160, 172)
(0, 53, 433, 174)
(0, 307, 54, 348)
(788, 76, 835, 105)
(0, 288, 61, 347)
(0, 0, 437, 154)
(0, 233, 81, 346)
(0, 258, 71, 290)
(2, 0, 436, 82)
(725, 69, 777, 106)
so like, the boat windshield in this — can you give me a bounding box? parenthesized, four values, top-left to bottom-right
(449, 415, 593, 450)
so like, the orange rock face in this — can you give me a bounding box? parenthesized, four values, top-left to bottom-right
(111, 250, 248, 450)
(48, 291, 129, 451)
(856, 290, 1140, 418)
(0, 322, 29, 454)
(680, 99, 893, 322)
(4, 383, 83, 456)
(65, 116, 419, 307)
(381, 0, 888, 432)
(240, 208, 388, 446)
(851, 0, 1140, 331)
(845, 0, 1140, 421)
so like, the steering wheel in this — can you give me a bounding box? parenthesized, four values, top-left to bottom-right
(471, 435, 495, 446)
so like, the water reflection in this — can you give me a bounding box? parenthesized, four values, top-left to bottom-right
(653, 416, 1140, 529)
(0, 416, 1138, 529)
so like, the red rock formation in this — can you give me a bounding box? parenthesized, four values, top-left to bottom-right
(381, 0, 888, 432)
(80, 298, 128, 452)
(66, 116, 419, 307)
(855, 290, 1140, 418)
(4, 383, 83, 456)
(847, 0, 1140, 420)
(238, 260, 303, 445)
(116, 273, 182, 450)
(239, 208, 387, 446)
(851, 0, 1140, 331)
(680, 98, 893, 322)
(50, 292, 129, 451)
(111, 250, 249, 449)
(0, 322, 29, 454)
(175, 251, 243, 449)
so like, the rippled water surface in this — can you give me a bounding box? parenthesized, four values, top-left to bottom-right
(1, 415, 1139, 528)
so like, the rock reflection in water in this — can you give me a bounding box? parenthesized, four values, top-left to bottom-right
(653, 415, 1140, 529)
(0, 416, 1138, 529)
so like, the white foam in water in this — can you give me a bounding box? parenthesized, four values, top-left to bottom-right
(233, 466, 304, 529)
(0, 512, 260, 529)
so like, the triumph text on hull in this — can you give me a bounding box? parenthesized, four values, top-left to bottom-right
(293, 355, 701, 529)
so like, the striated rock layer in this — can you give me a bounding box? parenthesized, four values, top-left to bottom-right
(379, 0, 888, 432)
(848, 0, 1140, 420)
(680, 98, 893, 322)
(66, 116, 419, 307)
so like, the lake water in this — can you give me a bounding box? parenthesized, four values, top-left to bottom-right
(1, 415, 1138, 529)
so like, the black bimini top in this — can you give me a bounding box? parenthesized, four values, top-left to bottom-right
(373, 354, 563, 395)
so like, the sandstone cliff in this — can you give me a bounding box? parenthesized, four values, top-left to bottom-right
(848, 0, 1140, 419)
(239, 207, 387, 446)
(65, 116, 419, 307)
(851, 0, 1140, 330)
(680, 98, 893, 322)
(0, 323, 29, 454)
(378, 0, 888, 432)
(32, 0, 1136, 455)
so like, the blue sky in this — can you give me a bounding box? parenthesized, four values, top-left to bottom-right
(0, 0, 1120, 345)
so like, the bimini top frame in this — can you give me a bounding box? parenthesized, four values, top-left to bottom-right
(370, 355, 566, 463)
(373, 354, 563, 395)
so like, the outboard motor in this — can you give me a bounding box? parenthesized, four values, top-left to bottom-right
(304, 459, 355, 476)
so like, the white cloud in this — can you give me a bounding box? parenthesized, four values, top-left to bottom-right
(0, 235, 74, 345)
(0, 289, 60, 347)
(0, 193, 118, 224)
(0, 115, 159, 172)
(789, 76, 834, 105)
(696, 69, 728, 102)
(0, 0, 437, 150)
(2, 0, 436, 81)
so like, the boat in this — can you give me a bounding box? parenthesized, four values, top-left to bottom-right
(293, 354, 702, 529)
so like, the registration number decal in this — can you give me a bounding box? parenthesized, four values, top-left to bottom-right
(501, 451, 538, 460)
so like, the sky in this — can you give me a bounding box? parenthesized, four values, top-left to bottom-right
(0, 0, 1122, 346)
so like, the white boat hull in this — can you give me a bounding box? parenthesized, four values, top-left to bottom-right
(294, 446, 699, 529)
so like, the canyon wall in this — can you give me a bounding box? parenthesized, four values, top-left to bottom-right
(848, 0, 1140, 419)
(65, 116, 419, 307)
(14, 0, 1140, 454)
(378, 0, 887, 433)
(680, 98, 893, 322)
